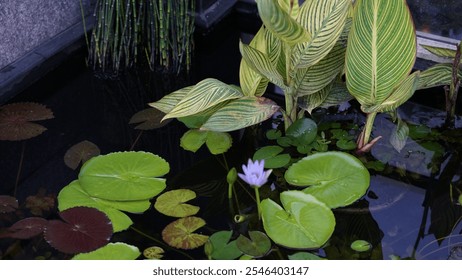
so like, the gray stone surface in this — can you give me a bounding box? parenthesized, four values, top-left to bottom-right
(0, 0, 91, 69)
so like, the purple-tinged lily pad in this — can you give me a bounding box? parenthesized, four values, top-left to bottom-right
(129, 108, 172, 130)
(236, 231, 271, 258)
(64, 140, 101, 170)
(44, 207, 112, 254)
(162, 216, 208, 250)
(0, 195, 18, 213)
(0, 217, 48, 239)
(0, 102, 54, 141)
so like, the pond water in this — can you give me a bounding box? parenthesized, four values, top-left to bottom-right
(1, 10, 462, 260)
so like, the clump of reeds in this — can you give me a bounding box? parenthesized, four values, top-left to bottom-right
(82, 0, 195, 76)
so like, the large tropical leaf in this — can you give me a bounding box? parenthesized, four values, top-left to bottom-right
(292, 0, 350, 70)
(345, 0, 416, 107)
(317, 80, 353, 109)
(163, 79, 243, 120)
(278, 0, 300, 18)
(362, 71, 420, 113)
(421, 44, 457, 59)
(256, 0, 310, 45)
(417, 63, 462, 90)
(239, 42, 289, 91)
(200, 97, 280, 132)
(298, 83, 333, 114)
(239, 27, 270, 97)
(148, 86, 193, 113)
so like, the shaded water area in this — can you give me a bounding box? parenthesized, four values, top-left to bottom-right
(1, 11, 462, 260)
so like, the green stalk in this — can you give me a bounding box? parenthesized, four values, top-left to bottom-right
(445, 41, 461, 128)
(254, 187, 262, 220)
(361, 111, 378, 147)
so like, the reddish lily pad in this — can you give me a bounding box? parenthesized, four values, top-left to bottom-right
(0, 102, 54, 141)
(162, 216, 208, 250)
(25, 189, 55, 216)
(0, 217, 48, 239)
(0, 195, 18, 213)
(154, 189, 199, 218)
(64, 140, 101, 170)
(129, 108, 172, 130)
(143, 246, 165, 259)
(44, 207, 112, 254)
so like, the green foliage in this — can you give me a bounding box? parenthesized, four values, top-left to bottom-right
(154, 189, 199, 218)
(236, 231, 272, 258)
(253, 146, 291, 169)
(72, 242, 141, 260)
(205, 231, 242, 260)
(350, 240, 372, 252)
(180, 129, 233, 154)
(289, 252, 325, 260)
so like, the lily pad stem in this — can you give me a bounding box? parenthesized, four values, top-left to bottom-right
(254, 186, 262, 220)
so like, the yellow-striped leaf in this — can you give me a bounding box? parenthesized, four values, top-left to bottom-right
(418, 63, 462, 90)
(239, 27, 269, 96)
(421, 45, 457, 59)
(239, 41, 289, 91)
(298, 83, 333, 114)
(362, 71, 420, 113)
(200, 97, 280, 132)
(345, 0, 417, 107)
(256, 0, 311, 45)
(292, 0, 350, 69)
(278, 0, 300, 18)
(148, 86, 193, 113)
(163, 79, 243, 120)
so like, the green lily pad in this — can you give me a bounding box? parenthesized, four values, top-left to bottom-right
(253, 146, 291, 168)
(205, 131, 233, 155)
(289, 252, 325, 260)
(162, 217, 209, 250)
(154, 189, 200, 218)
(57, 180, 150, 232)
(180, 129, 208, 152)
(336, 139, 356, 150)
(351, 240, 372, 252)
(266, 129, 282, 140)
(78, 151, 169, 201)
(205, 231, 242, 260)
(284, 152, 370, 208)
(285, 118, 318, 145)
(72, 242, 141, 260)
(143, 246, 165, 259)
(236, 231, 271, 258)
(261, 191, 335, 249)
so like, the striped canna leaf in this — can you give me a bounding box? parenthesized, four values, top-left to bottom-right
(239, 26, 269, 97)
(291, 0, 350, 70)
(256, 0, 311, 45)
(421, 45, 457, 59)
(200, 97, 280, 132)
(239, 41, 289, 92)
(148, 86, 194, 113)
(278, 0, 300, 18)
(362, 71, 420, 113)
(298, 83, 333, 114)
(417, 63, 462, 90)
(345, 0, 417, 108)
(163, 79, 243, 120)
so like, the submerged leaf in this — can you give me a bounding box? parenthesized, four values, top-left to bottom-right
(72, 242, 140, 260)
(162, 217, 208, 250)
(79, 152, 169, 201)
(44, 207, 112, 254)
(0, 102, 54, 141)
(0, 217, 48, 239)
(129, 108, 172, 130)
(154, 189, 199, 218)
(0, 195, 18, 213)
(64, 140, 101, 170)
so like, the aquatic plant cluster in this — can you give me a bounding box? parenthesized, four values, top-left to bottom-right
(1, 0, 462, 260)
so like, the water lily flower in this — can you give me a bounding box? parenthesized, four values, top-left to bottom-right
(238, 159, 272, 188)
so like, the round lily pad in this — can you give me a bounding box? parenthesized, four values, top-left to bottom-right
(0, 217, 48, 239)
(351, 240, 372, 252)
(64, 140, 100, 170)
(289, 252, 325, 260)
(0, 195, 18, 213)
(44, 207, 112, 254)
(78, 151, 169, 201)
(58, 180, 151, 232)
(253, 146, 291, 169)
(284, 152, 370, 208)
(72, 242, 141, 260)
(143, 246, 165, 259)
(205, 230, 242, 260)
(162, 216, 208, 250)
(129, 108, 171, 130)
(154, 189, 200, 218)
(236, 231, 271, 258)
(0, 102, 54, 141)
(261, 191, 335, 249)
(285, 118, 318, 145)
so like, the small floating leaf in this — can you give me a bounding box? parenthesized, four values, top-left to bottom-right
(289, 252, 325, 260)
(0, 217, 48, 239)
(162, 217, 208, 250)
(72, 242, 140, 260)
(205, 131, 233, 155)
(236, 231, 271, 258)
(0, 195, 18, 213)
(205, 231, 242, 260)
(0, 102, 54, 141)
(44, 207, 112, 254)
(143, 246, 165, 259)
(350, 240, 372, 252)
(285, 118, 318, 145)
(129, 108, 172, 130)
(79, 152, 169, 201)
(285, 152, 370, 208)
(64, 140, 101, 170)
(154, 189, 200, 218)
(253, 146, 291, 169)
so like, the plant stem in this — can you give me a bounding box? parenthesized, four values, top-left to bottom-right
(445, 41, 461, 128)
(129, 130, 144, 151)
(14, 141, 26, 197)
(254, 187, 262, 220)
(360, 111, 377, 148)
